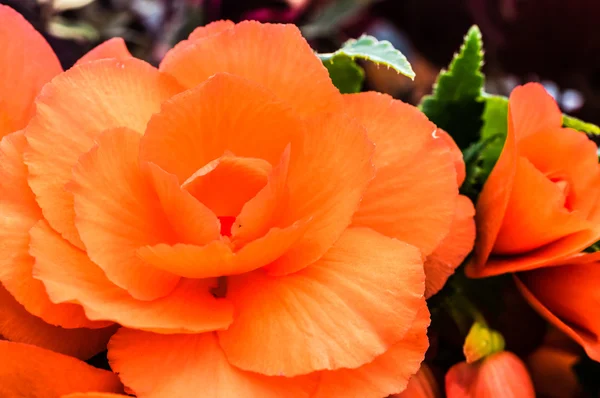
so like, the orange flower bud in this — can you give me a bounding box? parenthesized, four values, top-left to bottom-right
(446, 351, 535, 398)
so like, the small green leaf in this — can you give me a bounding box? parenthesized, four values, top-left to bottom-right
(463, 321, 505, 364)
(318, 34, 414, 80)
(563, 115, 600, 135)
(419, 26, 485, 149)
(323, 54, 365, 94)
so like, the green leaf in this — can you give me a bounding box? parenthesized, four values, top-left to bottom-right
(481, 95, 508, 139)
(563, 115, 600, 135)
(323, 54, 365, 94)
(479, 95, 508, 176)
(318, 34, 415, 80)
(419, 26, 485, 149)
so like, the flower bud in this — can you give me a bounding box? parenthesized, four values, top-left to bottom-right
(446, 351, 535, 398)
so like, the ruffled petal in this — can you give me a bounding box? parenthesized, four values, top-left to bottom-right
(142, 162, 220, 245)
(136, 220, 308, 279)
(139, 73, 302, 183)
(160, 21, 341, 117)
(188, 20, 235, 41)
(424, 195, 475, 298)
(181, 153, 271, 217)
(108, 330, 317, 398)
(30, 220, 234, 334)
(63, 394, 129, 398)
(518, 127, 600, 218)
(515, 253, 600, 361)
(0, 285, 117, 360)
(438, 129, 466, 186)
(0, 341, 123, 398)
(218, 228, 425, 376)
(508, 83, 562, 140)
(0, 132, 104, 328)
(25, 58, 182, 249)
(313, 302, 430, 398)
(262, 111, 375, 275)
(0, 5, 62, 138)
(69, 128, 181, 300)
(75, 38, 132, 66)
(345, 93, 457, 257)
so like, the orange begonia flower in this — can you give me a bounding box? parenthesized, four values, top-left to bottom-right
(2, 14, 473, 397)
(392, 364, 441, 398)
(0, 341, 124, 398)
(468, 83, 600, 278)
(0, 5, 131, 359)
(445, 351, 535, 398)
(515, 251, 600, 361)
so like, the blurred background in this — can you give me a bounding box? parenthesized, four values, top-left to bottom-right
(3, 0, 599, 122)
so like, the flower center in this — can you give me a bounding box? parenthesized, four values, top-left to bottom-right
(182, 153, 272, 236)
(549, 175, 574, 211)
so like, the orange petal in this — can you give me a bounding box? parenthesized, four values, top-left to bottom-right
(136, 220, 308, 279)
(424, 195, 475, 298)
(490, 156, 590, 254)
(392, 364, 441, 398)
(75, 38, 132, 66)
(139, 73, 303, 183)
(345, 92, 457, 256)
(438, 129, 466, 186)
(181, 153, 271, 217)
(313, 302, 430, 398)
(163, 20, 235, 64)
(188, 20, 235, 41)
(508, 83, 562, 140)
(142, 162, 220, 245)
(25, 58, 182, 249)
(68, 128, 181, 300)
(0, 132, 104, 328)
(515, 254, 600, 361)
(231, 146, 291, 246)
(160, 21, 342, 117)
(470, 99, 519, 271)
(527, 346, 581, 398)
(445, 352, 535, 398)
(30, 219, 234, 334)
(0, 341, 124, 398)
(468, 227, 600, 278)
(63, 394, 129, 398)
(218, 227, 425, 376)
(263, 112, 374, 275)
(518, 126, 600, 219)
(0, 5, 62, 138)
(108, 330, 318, 398)
(0, 284, 117, 360)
